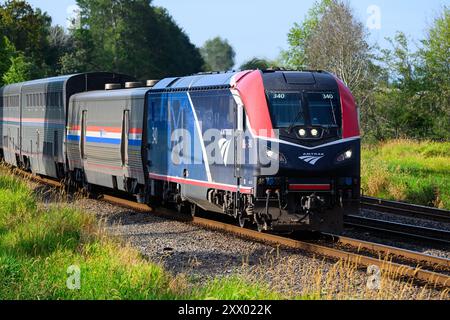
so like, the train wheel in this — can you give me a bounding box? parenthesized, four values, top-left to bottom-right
(82, 181, 92, 197)
(255, 215, 269, 233)
(176, 202, 189, 215)
(257, 220, 268, 233)
(237, 213, 247, 228)
(190, 203, 198, 217)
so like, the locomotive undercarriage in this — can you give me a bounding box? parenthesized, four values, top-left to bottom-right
(245, 190, 348, 233)
(159, 179, 356, 234)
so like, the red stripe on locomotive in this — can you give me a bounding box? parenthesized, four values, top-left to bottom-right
(233, 70, 275, 138)
(334, 76, 360, 139)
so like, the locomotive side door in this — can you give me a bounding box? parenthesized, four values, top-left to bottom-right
(234, 96, 244, 200)
(234, 98, 244, 180)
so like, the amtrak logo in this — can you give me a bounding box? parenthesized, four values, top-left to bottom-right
(299, 153, 325, 165)
(218, 138, 232, 166)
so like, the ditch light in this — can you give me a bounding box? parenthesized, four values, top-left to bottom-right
(336, 150, 353, 162)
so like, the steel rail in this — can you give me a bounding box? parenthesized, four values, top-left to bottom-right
(345, 215, 450, 245)
(361, 196, 450, 223)
(325, 234, 450, 269)
(14, 169, 63, 189)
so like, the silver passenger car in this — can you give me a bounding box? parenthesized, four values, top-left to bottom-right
(0, 73, 135, 178)
(67, 86, 151, 200)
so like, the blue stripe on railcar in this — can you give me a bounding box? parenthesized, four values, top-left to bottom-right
(66, 135, 141, 146)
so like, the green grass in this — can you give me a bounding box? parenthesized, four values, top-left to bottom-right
(362, 139, 450, 209)
(191, 277, 282, 300)
(0, 171, 284, 300)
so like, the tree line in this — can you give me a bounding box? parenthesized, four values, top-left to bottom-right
(0, 0, 448, 141)
(266, 0, 449, 141)
(0, 0, 205, 83)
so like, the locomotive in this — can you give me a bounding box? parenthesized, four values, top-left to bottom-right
(0, 70, 360, 233)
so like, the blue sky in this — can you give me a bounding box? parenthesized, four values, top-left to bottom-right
(28, 0, 448, 66)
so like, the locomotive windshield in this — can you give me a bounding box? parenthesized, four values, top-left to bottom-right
(305, 92, 338, 127)
(267, 92, 305, 128)
(267, 91, 340, 129)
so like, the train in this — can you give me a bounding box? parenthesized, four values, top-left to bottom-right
(0, 70, 361, 233)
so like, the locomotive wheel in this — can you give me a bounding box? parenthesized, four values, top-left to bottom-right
(190, 203, 198, 217)
(257, 220, 268, 233)
(176, 202, 188, 215)
(255, 216, 269, 233)
(237, 213, 247, 228)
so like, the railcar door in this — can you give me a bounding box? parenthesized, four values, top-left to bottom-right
(234, 97, 244, 183)
(147, 92, 169, 195)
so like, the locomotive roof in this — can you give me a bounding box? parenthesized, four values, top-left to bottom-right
(153, 72, 240, 90)
(152, 70, 337, 91)
(261, 70, 338, 91)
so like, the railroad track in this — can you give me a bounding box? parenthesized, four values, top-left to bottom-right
(361, 196, 450, 223)
(104, 195, 450, 288)
(345, 214, 450, 246)
(9, 169, 450, 289)
(322, 233, 450, 271)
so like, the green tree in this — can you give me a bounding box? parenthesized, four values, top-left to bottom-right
(151, 7, 204, 77)
(0, 36, 16, 82)
(361, 12, 450, 142)
(282, 0, 332, 68)
(64, 0, 203, 79)
(418, 7, 450, 139)
(0, 0, 52, 76)
(295, 4, 450, 141)
(240, 58, 277, 70)
(47, 25, 74, 74)
(59, 26, 96, 74)
(200, 37, 236, 71)
(373, 32, 439, 140)
(283, 0, 383, 140)
(2, 53, 32, 84)
(284, 0, 373, 93)
(0, 35, 33, 85)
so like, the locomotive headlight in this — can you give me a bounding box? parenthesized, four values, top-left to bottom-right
(311, 129, 319, 137)
(337, 149, 353, 162)
(299, 129, 307, 137)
